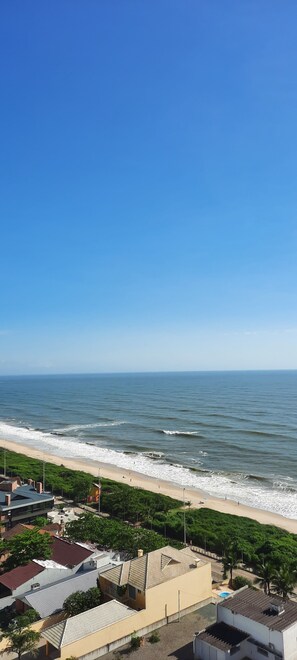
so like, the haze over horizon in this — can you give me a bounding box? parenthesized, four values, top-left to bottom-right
(1, 1, 297, 375)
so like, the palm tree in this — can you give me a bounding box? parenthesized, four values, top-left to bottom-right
(254, 559, 275, 595)
(223, 545, 238, 587)
(271, 565, 297, 600)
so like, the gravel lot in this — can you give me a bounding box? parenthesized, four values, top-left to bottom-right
(99, 603, 216, 660)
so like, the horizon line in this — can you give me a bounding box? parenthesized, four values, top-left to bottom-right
(1, 368, 297, 378)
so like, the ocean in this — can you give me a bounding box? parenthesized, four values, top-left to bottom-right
(0, 371, 297, 519)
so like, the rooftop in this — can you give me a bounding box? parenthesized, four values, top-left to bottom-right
(51, 537, 94, 567)
(20, 569, 99, 618)
(220, 587, 297, 632)
(197, 622, 249, 651)
(0, 481, 54, 510)
(100, 545, 207, 591)
(0, 538, 94, 591)
(0, 561, 44, 591)
(41, 600, 137, 648)
(2, 522, 61, 541)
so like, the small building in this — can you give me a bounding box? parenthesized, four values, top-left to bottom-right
(0, 476, 54, 534)
(193, 586, 297, 660)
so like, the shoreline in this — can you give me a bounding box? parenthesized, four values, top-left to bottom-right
(1, 437, 297, 535)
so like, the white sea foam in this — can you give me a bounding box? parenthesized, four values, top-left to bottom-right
(1, 422, 297, 520)
(162, 430, 200, 436)
(53, 421, 125, 433)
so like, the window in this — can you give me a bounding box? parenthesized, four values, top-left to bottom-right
(128, 585, 136, 599)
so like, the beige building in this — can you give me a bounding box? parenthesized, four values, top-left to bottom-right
(42, 545, 212, 659)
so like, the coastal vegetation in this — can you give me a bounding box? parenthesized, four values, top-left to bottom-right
(65, 512, 172, 555)
(1, 448, 180, 517)
(2, 447, 297, 573)
(148, 507, 297, 571)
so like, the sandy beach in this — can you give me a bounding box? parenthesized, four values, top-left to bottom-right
(1, 437, 297, 535)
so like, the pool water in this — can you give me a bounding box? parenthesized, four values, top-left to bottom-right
(219, 591, 231, 598)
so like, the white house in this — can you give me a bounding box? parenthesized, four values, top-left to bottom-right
(0, 538, 121, 611)
(193, 587, 297, 660)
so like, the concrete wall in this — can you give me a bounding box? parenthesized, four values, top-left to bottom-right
(0, 610, 65, 654)
(194, 638, 227, 660)
(283, 622, 297, 660)
(193, 635, 282, 660)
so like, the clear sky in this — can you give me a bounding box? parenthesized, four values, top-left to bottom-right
(1, 1, 297, 374)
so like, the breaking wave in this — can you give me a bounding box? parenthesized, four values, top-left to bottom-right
(2, 420, 297, 519)
(161, 430, 201, 437)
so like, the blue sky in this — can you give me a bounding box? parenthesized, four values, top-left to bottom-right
(1, 1, 297, 374)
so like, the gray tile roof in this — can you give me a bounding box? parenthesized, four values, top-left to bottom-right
(220, 587, 297, 632)
(100, 545, 207, 591)
(20, 569, 99, 618)
(197, 622, 249, 651)
(0, 483, 53, 510)
(41, 600, 137, 649)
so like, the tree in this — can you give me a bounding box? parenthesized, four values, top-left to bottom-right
(271, 565, 297, 600)
(222, 544, 238, 587)
(254, 559, 275, 595)
(3, 529, 52, 571)
(63, 587, 101, 617)
(1, 611, 40, 660)
(34, 516, 49, 528)
(71, 474, 93, 503)
(84, 587, 101, 610)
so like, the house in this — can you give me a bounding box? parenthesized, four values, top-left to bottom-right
(16, 552, 122, 618)
(99, 545, 212, 613)
(41, 545, 212, 659)
(0, 476, 54, 534)
(18, 569, 99, 618)
(193, 586, 297, 660)
(0, 537, 105, 610)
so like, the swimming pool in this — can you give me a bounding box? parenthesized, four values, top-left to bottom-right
(219, 591, 231, 598)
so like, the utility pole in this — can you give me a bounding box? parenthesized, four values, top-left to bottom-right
(183, 487, 186, 546)
(3, 450, 6, 477)
(42, 459, 46, 491)
(98, 469, 101, 515)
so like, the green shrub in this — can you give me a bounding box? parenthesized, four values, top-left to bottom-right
(130, 634, 141, 650)
(232, 575, 252, 590)
(148, 631, 160, 644)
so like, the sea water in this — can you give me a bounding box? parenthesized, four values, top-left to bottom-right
(0, 371, 297, 518)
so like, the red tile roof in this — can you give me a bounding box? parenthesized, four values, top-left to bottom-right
(0, 562, 44, 591)
(2, 523, 29, 541)
(51, 538, 93, 567)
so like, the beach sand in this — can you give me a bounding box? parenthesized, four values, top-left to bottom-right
(1, 437, 297, 535)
